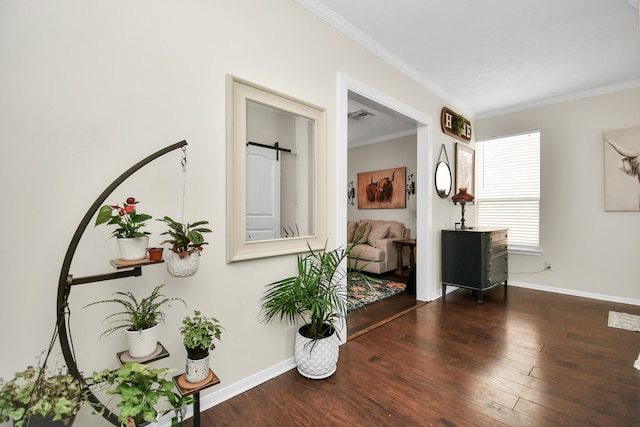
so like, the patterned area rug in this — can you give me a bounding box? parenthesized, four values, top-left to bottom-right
(347, 276, 406, 312)
(608, 311, 640, 332)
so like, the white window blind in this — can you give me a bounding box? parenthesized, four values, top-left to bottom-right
(476, 130, 540, 248)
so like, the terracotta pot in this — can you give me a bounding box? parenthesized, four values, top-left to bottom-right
(148, 247, 164, 261)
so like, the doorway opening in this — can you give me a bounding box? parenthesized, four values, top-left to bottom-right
(337, 75, 433, 339)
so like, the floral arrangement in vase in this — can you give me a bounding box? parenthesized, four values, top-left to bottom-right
(95, 197, 152, 260)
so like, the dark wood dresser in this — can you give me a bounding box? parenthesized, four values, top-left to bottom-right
(441, 227, 508, 303)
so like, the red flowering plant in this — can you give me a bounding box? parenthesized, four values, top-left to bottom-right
(95, 197, 152, 238)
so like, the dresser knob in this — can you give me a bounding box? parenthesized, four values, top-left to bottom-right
(488, 249, 493, 254)
(487, 277, 492, 283)
(488, 236, 493, 242)
(489, 262, 493, 268)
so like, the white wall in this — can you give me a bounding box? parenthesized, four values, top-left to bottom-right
(348, 134, 418, 236)
(0, 0, 458, 414)
(475, 88, 640, 302)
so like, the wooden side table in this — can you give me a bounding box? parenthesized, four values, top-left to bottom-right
(173, 370, 220, 427)
(394, 239, 416, 275)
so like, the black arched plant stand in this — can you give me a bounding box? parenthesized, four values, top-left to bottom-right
(56, 140, 187, 425)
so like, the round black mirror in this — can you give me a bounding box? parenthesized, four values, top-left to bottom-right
(435, 161, 452, 198)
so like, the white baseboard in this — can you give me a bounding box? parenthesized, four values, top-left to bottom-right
(507, 280, 640, 306)
(157, 357, 296, 427)
(431, 281, 640, 307)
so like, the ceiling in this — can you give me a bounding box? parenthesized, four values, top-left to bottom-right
(299, 0, 640, 144)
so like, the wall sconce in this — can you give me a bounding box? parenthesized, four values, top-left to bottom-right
(406, 173, 415, 199)
(347, 181, 355, 205)
(452, 187, 475, 230)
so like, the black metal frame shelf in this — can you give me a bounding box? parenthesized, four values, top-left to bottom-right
(54, 140, 188, 426)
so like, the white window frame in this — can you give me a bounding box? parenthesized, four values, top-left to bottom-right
(476, 129, 541, 254)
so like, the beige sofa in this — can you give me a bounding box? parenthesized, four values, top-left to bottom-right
(347, 219, 411, 274)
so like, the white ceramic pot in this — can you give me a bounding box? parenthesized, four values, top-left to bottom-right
(116, 236, 149, 261)
(166, 251, 200, 277)
(185, 353, 210, 383)
(294, 326, 339, 379)
(125, 323, 159, 359)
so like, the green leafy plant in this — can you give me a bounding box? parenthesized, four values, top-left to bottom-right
(0, 364, 89, 427)
(84, 284, 186, 336)
(453, 114, 466, 136)
(95, 197, 152, 239)
(181, 310, 224, 352)
(89, 362, 189, 427)
(261, 242, 354, 340)
(157, 216, 212, 257)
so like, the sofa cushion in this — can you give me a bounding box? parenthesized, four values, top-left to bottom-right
(365, 219, 405, 239)
(354, 220, 370, 244)
(368, 223, 390, 248)
(387, 221, 406, 238)
(350, 244, 385, 262)
(347, 221, 357, 243)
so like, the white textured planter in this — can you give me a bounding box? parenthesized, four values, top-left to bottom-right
(185, 354, 210, 383)
(294, 326, 339, 379)
(125, 323, 159, 359)
(116, 236, 149, 261)
(166, 251, 200, 277)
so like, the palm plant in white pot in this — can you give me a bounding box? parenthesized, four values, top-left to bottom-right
(261, 242, 354, 379)
(85, 284, 186, 359)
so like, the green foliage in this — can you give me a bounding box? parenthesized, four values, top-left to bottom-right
(261, 242, 354, 340)
(180, 310, 224, 351)
(157, 216, 212, 255)
(84, 284, 186, 337)
(0, 365, 89, 427)
(95, 197, 152, 239)
(453, 114, 466, 136)
(89, 362, 189, 426)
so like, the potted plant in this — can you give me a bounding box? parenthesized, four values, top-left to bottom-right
(0, 364, 90, 427)
(453, 113, 466, 136)
(84, 284, 186, 359)
(260, 242, 354, 379)
(95, 197, 153, 261)
(157, 216, 212, 277)
(180, 310, 224, 383)
(89, 362, 189, 427)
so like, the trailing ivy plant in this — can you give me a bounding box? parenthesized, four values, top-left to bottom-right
(0, 364, 90, 427)
(181, 310, 224, 352)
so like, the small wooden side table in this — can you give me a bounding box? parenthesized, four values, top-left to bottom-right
(394, 239, 416, 275)
(173, 370, 220, 427)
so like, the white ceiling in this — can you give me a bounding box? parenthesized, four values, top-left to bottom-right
(300, 0, 640, 132)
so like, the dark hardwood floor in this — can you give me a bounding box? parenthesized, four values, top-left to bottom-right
(190, 286, 640, 426)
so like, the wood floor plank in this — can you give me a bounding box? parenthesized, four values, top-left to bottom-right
(190, 287, 640, 426)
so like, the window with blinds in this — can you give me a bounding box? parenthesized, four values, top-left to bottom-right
(476, 130, 540, 249)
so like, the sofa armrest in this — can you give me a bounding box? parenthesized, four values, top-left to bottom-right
(376, 238, 401, 270)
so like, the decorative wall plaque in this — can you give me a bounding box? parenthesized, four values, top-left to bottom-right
(441, 107, 471, 143)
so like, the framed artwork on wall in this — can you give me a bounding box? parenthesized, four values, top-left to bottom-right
(604, 126, 640, 211)
(455, 144, 475, 195)
(357, 167, 406, 209)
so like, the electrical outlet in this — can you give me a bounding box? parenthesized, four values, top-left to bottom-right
(545, 262, 552, 271)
